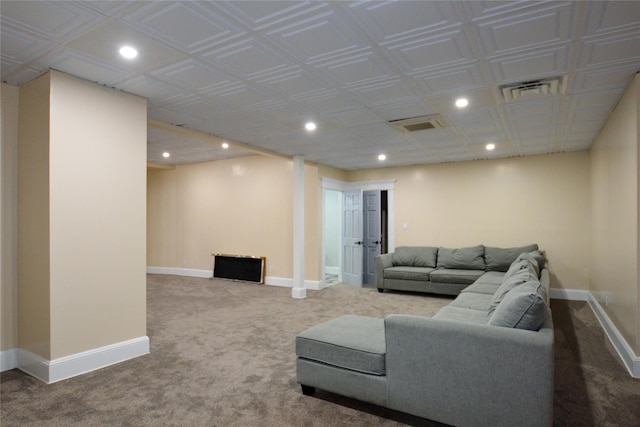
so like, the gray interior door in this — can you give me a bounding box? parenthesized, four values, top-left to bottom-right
(342, 189, 363, 286)
(362, 190, 381, 285)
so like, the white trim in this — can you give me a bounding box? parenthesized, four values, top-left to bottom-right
(324, 266, 339, 275)
(147, 266, 211, 278)
(587, 293, 640, 378)
(292, 155, 306, 298)
(549, 288, 589, 301)
(265, 276, 324, 290)
(321, 177, 396, 191)
(18, 336, 150, 384)
(1, 348, 18, 372)
(149, 268, 325, 290)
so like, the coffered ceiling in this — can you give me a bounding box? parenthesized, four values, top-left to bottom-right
(2, 1, 639, 170)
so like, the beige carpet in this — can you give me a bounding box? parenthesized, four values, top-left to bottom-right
(1, 274, 639, 426)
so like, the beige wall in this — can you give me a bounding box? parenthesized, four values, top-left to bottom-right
(17, 73, 52, 358)
(1, 83, 19, 352)
(17, 71, 147, 360)
(148, 155, 322, 281)
(590, 75, 639, 354)
(347, 152, 591, 290)
(147, 167, 177, 267)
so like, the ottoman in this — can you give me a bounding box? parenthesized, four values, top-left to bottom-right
(295, 315, 388, 406)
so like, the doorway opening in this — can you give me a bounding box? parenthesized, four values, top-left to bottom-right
(322, 179, 395, 288)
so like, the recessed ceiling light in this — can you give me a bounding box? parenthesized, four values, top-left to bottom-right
(486, 143, 496, 151)
(305, 121, 317, 131)
(162, 152, 170, 158)
(455, 98, 469, 108)
(221, 142, 229, 149)
(119, 46, 138, 59)
(378, 154, 387, 161)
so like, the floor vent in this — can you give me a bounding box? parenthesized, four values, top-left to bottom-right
(388, 114, 447, 133)
(501, 76, 564, 101)
(212, 254, 266, 284)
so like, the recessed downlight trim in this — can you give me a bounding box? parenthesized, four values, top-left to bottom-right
(162, 152, 170, 158)
(486, 143, 496, 151)
(119, 46, 138, 59)
(455, 97, 469, 108)
(305, 121, 317, 131)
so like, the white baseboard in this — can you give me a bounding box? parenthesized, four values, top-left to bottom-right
(265, 276, 324, 290)
(550, 288, 589, 301)
(0, 348, 18, 372)
(324, 266, 339, 275)
(147, 267, 325, 290)
(587, 294, 640, 378)
(18, 336, 150, 384)
(147, 266, 211, 278)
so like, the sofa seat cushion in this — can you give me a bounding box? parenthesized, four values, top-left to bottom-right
(474, 271, 506, 286)
(460, 283, 501, 295)
(433, 306, 490, 325)
(429, 268, 484, 285)
(448, 292, 493, 311)
(296, 315, 386, 376)
(384, 266, 434, 281)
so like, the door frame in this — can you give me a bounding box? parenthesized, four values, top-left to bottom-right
(321, 178, 396, 286)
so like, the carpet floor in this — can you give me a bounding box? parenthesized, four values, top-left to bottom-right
(1, 274, 639, 426)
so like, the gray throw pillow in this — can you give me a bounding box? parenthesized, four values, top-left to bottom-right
(515, 250, 546, 273)
(436, 245, 485, 270)
(484, 244, 539, 272)
(489, 268, 538, 315)
(392, 246, 438, 267)
(503, 259, 536, 281)
(488, 281, 548, 330)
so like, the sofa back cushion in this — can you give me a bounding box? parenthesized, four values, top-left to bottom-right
(392, 246, 438, 268)
(515, 250, 547, 273)
(436, 245, 485, 270)
(488, 280, 548, 330)
(489, 267, 538, 315)
(484, 244, 538, 272)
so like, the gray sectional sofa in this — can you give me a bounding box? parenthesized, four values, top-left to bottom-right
(296, 248, 553, 427)
(375, 244, 539, 295)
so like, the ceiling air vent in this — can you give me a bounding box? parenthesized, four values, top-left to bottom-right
(388, 114, 448, 133)
(501, 76, 564, 101)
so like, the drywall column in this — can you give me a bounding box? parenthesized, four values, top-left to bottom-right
(1, 83, 19, 371)
(17, 71, 148, 383)
(292, 155, 306, 298)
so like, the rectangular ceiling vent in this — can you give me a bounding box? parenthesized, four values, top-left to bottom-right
(501, 76, 564, 101)
(388, 114, 448, 133)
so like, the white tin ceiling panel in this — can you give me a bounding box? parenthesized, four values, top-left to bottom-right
(474, 2, 574, 58)
(489, 45, 569, 84)
(0, 1, 101, 43)
(345, 0, 463, 44)
(2, 1, 639, 170)
(268, 11, 367, 63)
(413, 63, 485, 96)
(385, 29, 475, 74)
(122, 2, 243, 53)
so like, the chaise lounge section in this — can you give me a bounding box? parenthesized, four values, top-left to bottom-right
(296, 248, 553, 427)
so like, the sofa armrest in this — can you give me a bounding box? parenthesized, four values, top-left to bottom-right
(374, 253, 393, 287)
(384, 314, 554, 427)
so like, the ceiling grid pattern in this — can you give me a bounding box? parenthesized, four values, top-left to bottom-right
(1, 0, 639, 169)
